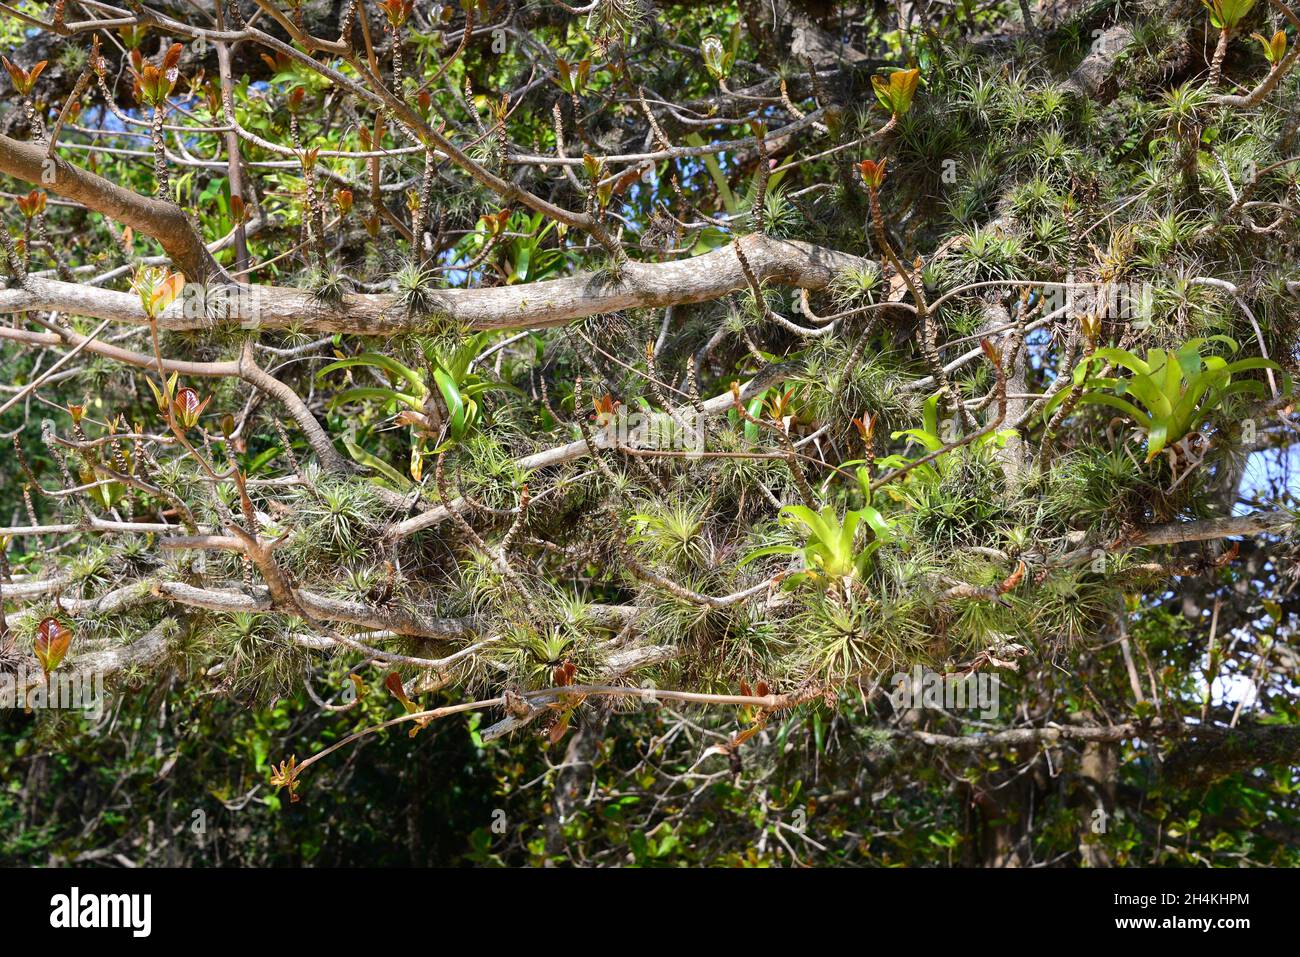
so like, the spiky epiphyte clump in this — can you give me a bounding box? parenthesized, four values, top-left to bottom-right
(393, 262, 441, 317)
(307, 266, 351, 304)
(828, 261, 883, 306)
(200, 611, 313, 698)
(279, 474, 388, 573)
(797, 344, 917, 437)
(740, 186, 804, 239)
(1042, 445, 1166, 538)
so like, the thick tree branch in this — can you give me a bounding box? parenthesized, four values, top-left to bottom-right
(0, 236, 868, 333)
(0, 132, 223, 281)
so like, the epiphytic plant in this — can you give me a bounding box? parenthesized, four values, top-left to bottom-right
(743, 504, 895, 590)
(1044, 336, 1283, 461)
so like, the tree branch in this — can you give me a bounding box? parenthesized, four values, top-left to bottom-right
(0, 132, 223, 281)
(0, 236, 868, 333)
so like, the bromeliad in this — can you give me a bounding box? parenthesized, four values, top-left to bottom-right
(742, 504, 896, 592)
(873, 392, 1018, 485)
(1043, 335, 1283, 463)
(319, 333, 519, 482)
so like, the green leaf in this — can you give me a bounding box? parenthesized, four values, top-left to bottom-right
(1075, 392, 1152, 426)
(343, 437, 411, 489)
(687, 133, 738, 214)
(738, 544, 801, 567)
(318, 353, 427, 395)
(329, 387, 423, 411)
(856, 504, 895, 542)
(244, 446, 281, 476)
(433, 367, 467, 439)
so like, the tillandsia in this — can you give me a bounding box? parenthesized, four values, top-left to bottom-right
(3, 0, 1300, 872)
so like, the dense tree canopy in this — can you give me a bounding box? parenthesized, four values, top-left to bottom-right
(2, 0, 1300, 866)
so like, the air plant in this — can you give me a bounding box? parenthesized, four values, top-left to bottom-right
(393, 262, 439, 316)
(518, 626, 578, 684)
